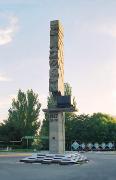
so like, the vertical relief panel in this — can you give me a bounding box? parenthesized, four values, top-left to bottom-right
(49, 20, 64, 95)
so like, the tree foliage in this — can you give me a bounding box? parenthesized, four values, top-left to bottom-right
(64, 83, 72, 95)
(0, 89, 41, 146)
(65, 113, 116, 150)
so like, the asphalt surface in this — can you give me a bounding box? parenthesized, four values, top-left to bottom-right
(0, 152, 116, 180)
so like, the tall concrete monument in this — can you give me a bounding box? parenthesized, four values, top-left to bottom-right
(20, 21, 87, 165)
(43, 20, 76, 154)
(49, 20, 65, 154)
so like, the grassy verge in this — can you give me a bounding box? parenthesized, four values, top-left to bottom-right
(0, 149, 35, 153)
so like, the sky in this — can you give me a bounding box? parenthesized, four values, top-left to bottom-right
(0, 0, 116, 122)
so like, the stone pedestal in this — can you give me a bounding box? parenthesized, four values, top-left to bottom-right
(49, 112, 65, 154)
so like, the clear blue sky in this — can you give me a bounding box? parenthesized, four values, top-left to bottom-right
(0, 0, 116, 121)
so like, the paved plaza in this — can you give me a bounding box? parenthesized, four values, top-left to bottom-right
(0, 152, 116, 180)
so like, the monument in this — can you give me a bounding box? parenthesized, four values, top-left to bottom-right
(43, 20, 76, 154)
(20, 20, 88, 164)
(20, 20, 87, 165)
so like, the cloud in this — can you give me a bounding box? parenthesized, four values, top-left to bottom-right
(81, 21, 116, 38)
(0, 13, 19, 45)
(0, 74, 12, 82)
(97, 24, 116, 38)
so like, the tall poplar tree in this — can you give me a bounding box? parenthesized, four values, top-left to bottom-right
(0, 89, 41, 143)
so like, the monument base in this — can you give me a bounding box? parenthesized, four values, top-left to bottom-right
(20, 152, 88, 165)
(49, 112, 65, 154)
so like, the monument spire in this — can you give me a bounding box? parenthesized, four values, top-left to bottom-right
(49, 20, 64, 96)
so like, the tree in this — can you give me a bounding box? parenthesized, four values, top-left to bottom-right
(64, 82, 77, 108)
(39, 113, 49, 150)
(65, 113, 116, 148)
(0, 89, 41, 147)
(64, 83, 72, 95)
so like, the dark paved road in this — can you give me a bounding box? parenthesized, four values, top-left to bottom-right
(0, 152, 116, 180)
